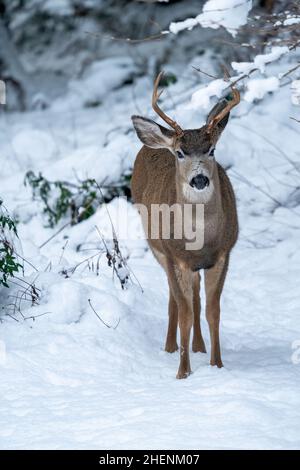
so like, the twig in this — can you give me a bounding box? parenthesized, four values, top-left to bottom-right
(88, 298, 120, 329)
(234, 123, 300, 174)
(24, 311, 51, 321)
(84, 30, 167, 44)
(192, 66, 218, 80)
(5, 312, 19, 322)
(280, 62, 300, 80)
(13, 250, 38, 272)
(39, 221, 71, 249)
(230, 168, 282, 207)
(60, 251, 103, 276)
(14, 276, 41, 292)
(59, 239, 69, 265)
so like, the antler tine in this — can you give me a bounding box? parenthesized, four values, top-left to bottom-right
(207, 85, 240, 134)
(152, 71, 184, 136)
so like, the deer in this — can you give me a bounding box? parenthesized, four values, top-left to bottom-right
(131, 72, 239, 379)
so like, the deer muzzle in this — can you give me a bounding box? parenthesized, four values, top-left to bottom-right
(189, 174, 210, 191)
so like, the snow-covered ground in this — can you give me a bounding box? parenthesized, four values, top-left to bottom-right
(1, 52, 300, 449)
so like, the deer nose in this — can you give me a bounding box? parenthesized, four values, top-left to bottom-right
(189, 174, 210, 190)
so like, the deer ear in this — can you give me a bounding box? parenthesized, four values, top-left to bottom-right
(206, 99, 230, 133)
(131, 115, 175, 149)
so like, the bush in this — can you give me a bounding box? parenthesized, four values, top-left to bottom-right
(0, 200, 22, 288)
(24, 171, 132, 228)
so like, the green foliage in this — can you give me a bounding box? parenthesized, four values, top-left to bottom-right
(0, 200, 22, 288)
(24, 171, 132, 228)
(159, 72, 177, 87)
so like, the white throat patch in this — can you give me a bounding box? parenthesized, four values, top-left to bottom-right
(182, 180, 214, 203)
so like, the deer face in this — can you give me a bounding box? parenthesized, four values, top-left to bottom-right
(132, 72, 239, 202)
(131, 113, 229, 202)
(174, 128, 216, 195)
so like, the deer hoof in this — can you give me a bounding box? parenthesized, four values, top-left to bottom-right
(192, 339, 207, 354)
(210, 359, 223, 368)
(176, 367, 192, 379)
(165, 343, 178, 353)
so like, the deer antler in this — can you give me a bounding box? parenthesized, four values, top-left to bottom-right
(206, 85, 240, 134)
(152, 72, 184, 137)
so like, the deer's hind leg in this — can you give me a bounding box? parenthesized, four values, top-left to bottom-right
(165, 290, 178, 353)
(192, 272, 206, 353)
(204, 254, 229, 368)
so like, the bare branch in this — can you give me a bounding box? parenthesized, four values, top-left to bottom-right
(88, 298, 120, 329)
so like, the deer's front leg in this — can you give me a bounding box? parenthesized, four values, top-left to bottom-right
(192, 272, 206, 353)
(177, 301, 193, 379)
(168, 263, 194, 379)
(204, 254, 229, 368)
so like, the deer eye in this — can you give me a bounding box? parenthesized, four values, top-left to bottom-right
(176, 150, 185, 160)
(208, 148, 215, 158)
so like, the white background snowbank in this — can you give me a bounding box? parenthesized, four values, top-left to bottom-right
(1, 50, 300, 450)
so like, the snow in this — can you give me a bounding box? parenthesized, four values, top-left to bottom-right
(190, 45, 291, 111)
(232, 46, 289, 74)
(283, 17, 300, 26)
(11, 130, 58, 169)
(52, 57, 137, 111)
(170, 0, 253, 37)
(244, 77, 279, 102)
(190, 79, 228, 109)
(1, 51, 300, 450)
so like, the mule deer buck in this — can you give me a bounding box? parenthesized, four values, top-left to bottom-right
(131, 73, 239, 379)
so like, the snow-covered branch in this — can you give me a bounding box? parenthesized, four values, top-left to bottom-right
(190, 44, 299, 109)
(170, 0, 253, 38)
